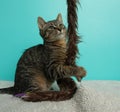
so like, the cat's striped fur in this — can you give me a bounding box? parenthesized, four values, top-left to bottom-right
(66, 0, 80, 66)
(0, 14, 86, 102)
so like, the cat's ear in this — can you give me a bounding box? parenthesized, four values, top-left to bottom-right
(56, 13, 63, 23)
(37, 17, 46, 29)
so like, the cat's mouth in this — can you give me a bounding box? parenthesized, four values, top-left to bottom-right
(46, 33, 66, 42)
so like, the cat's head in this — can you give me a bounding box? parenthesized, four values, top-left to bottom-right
(37, 14, 66, 42)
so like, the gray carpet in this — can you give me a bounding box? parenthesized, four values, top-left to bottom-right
(0, 80, 120, 112)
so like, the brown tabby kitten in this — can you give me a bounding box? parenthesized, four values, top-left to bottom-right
(0, 14, 86, 102)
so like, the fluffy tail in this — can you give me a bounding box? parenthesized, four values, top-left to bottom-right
(66, 0, 80, 66)
(21, 78, 77, 102)
(0, 87, 14, 94)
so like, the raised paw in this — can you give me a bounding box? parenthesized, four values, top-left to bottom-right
(75, 67, 86, 81)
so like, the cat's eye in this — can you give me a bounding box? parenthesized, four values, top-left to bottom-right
(48, 26, 55, 30)
(59, 24, 65, 29)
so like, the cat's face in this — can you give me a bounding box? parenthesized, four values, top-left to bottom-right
(38, 14, 66, 42)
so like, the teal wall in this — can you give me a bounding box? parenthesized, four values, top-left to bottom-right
(0, 0, 120, 81)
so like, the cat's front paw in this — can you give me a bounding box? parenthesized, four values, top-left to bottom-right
(75, 67, 86, 81)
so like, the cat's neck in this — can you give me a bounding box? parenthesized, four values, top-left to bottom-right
(44, 39, 66, 49)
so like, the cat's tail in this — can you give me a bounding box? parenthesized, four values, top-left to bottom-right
(66, 0, 80, 66)
(21, 78, 77, 102)
(0, 87, 14, 94)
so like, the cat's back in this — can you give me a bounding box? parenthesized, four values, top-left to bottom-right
(25, 44, 44, 54)
(18, 44, 45, 66)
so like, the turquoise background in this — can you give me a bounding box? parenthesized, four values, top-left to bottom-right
(0, 0, 120, 81)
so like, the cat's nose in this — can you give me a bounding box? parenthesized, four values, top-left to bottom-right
(58, 29, 62, 32)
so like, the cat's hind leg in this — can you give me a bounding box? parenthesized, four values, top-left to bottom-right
(14, 68, 53, 98)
